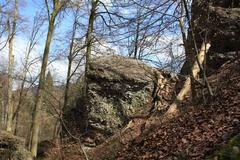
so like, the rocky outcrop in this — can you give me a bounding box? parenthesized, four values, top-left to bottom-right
(78, 55, 177, 144)
(0, 131, 32, 160)
(181, 0, 240, 75)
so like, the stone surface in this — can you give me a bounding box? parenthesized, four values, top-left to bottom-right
(181, 0, 240, 75)
(0, 131, 32, 160)
(79, 55, 176, 143)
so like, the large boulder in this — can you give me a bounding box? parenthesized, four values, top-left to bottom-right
(80, 55, 177, 143)
(0, 131, 32, 160)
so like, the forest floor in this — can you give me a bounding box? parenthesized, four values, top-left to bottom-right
(42, 59, 240, 160)
(116, 59, 240, 160)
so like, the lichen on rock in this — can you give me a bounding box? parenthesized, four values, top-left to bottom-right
(0, 131, 32, 160)
(181, 0, 240, 75)
(79, 55, 176, 143)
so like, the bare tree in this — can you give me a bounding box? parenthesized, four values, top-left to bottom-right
(166, 0, 213, 116)
(29, 0, 66, 157)
(167, 42, 211, 116)
(13, 14, 44, 135)
(6, 0, 18, 132)
(83, 0, 99, 97)
(0, 1, 10, 51)
(60, 4, 87, 138)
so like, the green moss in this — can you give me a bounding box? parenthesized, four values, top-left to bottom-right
(207, 133, 240, 160)
(176, 153, 190, 160)
(122, 90, 150, 116)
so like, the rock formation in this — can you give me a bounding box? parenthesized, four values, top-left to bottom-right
(0, 131, 32, 160)
(77, 55, 177, 144)
(181, 0, 240, 75)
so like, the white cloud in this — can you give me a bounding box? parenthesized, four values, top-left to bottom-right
(0, 36, 69, 87)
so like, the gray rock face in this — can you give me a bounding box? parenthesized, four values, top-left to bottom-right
(81, 55, 176, 142)
(181, 0, 240, 75)
(189, 0, 240, 50)
(0, 131, 32, 160)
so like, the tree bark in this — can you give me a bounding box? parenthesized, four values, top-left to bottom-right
(56, 8, 79, 149)
(133, 18, 140, 59)
(13, 21, 38, 135)
(166, 42, 211, 114)
(30, 20, 55, 158)
(84, 0, 99, 97)
(29, 1, 63, 156)
(6, 0, 18, 132)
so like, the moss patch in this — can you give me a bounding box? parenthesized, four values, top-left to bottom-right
(207, 133, 240, 160)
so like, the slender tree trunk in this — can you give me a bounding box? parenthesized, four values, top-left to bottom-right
(6, 0, 18, 132)
(53, 119, 60, 140)
(6, 32, 14, 132)
(29, 17, 55, 157)
(13, 69, 28, 135)
(55, 10, 78, 149)
(179, 2, 187, 48)
(133, 19, 140, 59)
(84, 0, 99, 97)
(0, 99, 4, 128)
(63, 14, 77, 114)
(14, 111, 19, 135)
(29, 1, 64, 156)
(13, 44, 31, 135)
(13, 16, 42, 135)
(179, 0, 197, 102)
(167, 42, 211, 114)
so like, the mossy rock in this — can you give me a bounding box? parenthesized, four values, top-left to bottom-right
(80, 55, 177, 144)
(0, 131, 32, 160)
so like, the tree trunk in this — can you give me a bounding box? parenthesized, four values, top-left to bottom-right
(55, 9, 78, 148)
(13, 42, 31, 135)
(29, 1, 64, 156)
(13, 15, 43, 135)
(63, 11, 78, 114)
(6, 0, 18, 132)
(167, 42, 211, 114)
(133, 18, 140, 59)
(84, 0, 99, 97)
(29, 17, 55, 158)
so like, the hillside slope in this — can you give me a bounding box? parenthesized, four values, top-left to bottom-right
(116, 59, 240, 159)
(42, 58, 240, 160)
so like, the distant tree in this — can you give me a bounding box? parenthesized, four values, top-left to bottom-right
(45, 71, 53, 89)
